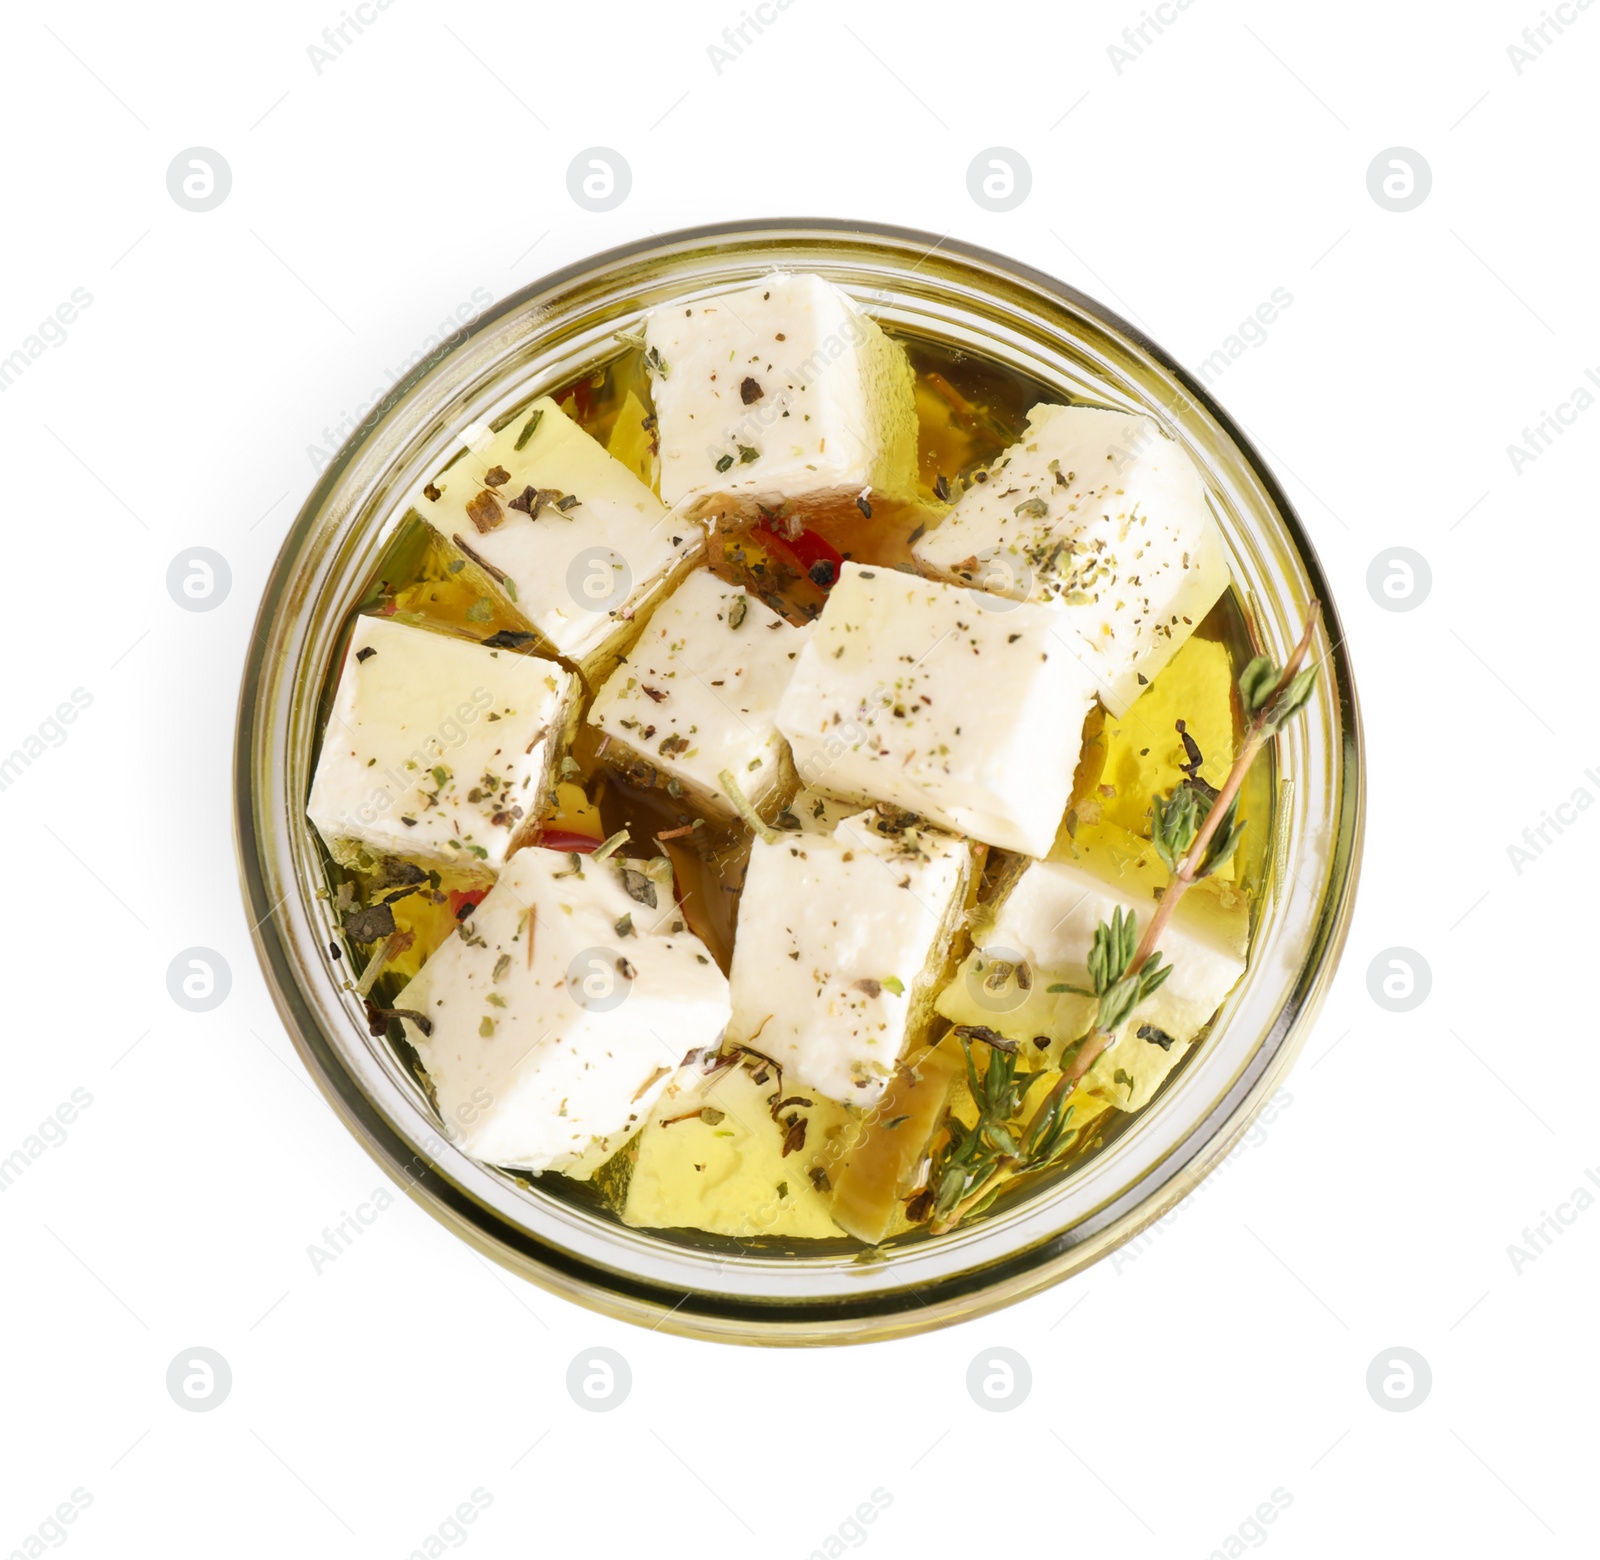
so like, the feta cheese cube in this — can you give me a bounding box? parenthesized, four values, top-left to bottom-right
(786, 785, 872, 835)
(644, 273, 919, 518)
(307, 615, 577, 877)
(394, 848, 731, 1175)
(727, 809, 974, 1107)
(621, 1055, 855, 1240)
(415, 396, 703, 672)
(775, 562, 1097, 857)
(936, 823, 1249, 1108)
(587, 568, 808, 817)
(912, 404, 1230, 715)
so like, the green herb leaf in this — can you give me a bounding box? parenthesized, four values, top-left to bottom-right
(1238, 653, 1277, 712)
(513, 409, 544, 451)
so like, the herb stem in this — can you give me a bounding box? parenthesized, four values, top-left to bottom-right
(718, 768, 779, 844)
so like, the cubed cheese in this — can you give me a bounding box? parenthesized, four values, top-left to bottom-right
(786, 785, 875, 835)
(644, 273, 919, 519)
(414, 396, 702, 671)
(727, 809, 974, 1107)
(307, 615, 577, 877)
(775, 562, 1097, 857)
(587, 568, 808, 817)
(621, 1055, 854, 1240)
(912, 404, 1230, 715)
(937, 824, 1249, 1109)
(394, 848, 731, 1174)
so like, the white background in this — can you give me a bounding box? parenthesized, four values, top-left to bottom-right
(2, 0, 1596, 1555)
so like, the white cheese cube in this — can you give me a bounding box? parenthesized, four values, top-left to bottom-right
(727, 810, 974, 1107)
(786, 786, 869, 834)
(307, 615, 577, 877)
(587, 568, 808, 817)
(644, 273, 919, 518)
(938, 827, 1248, 1108)
(979, 832, 1241, 1062)
(415, 396, 703, 671)
(394, 847, 731, 1175)
(912, 404, 1230, 715)
(775, 562, 1097, 857)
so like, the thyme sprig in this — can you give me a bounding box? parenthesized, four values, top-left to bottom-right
(922, 1034, 1049, 1228)
(925, 607, 1322, 1235)
(1056, 907, 1175, 1035)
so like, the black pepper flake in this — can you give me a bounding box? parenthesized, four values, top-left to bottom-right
(480, 629, 537, 650)
(343, 901, 396, 942)
(1138, 1023, 1178, 1052)
(423, 482, 441, 502)
(856, 493, 873, 519)
(933, 473, 952, 503)
(355, 646, 377, 663)
(740, 376, 763, 404)
(808, 559, 836, 588)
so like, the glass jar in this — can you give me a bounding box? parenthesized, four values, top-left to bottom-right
(235, 220, 1363, 1343)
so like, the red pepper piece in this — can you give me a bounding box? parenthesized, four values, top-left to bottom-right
(753, 519, 843, 588)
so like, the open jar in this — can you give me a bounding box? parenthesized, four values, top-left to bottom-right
(235, 220, 1363, 1343)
